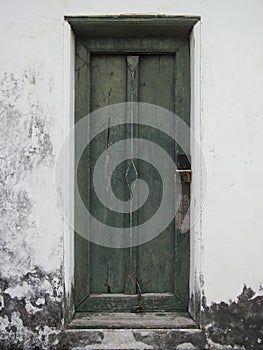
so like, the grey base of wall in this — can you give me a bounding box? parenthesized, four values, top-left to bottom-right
(1, 283, 262, 349)
(202, 286, 263, 350)
(63, 328, 206, 350)
(0, 328, 253, 350)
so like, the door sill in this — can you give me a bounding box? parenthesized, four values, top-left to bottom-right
(69, 311, 198, 329)
(76, 293, 186, 312)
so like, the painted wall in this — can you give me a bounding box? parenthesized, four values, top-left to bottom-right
(0, 0, 262, 348)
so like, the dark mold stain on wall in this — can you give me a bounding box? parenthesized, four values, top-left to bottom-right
(202, 285, 263, 350)
(0, 71, 62, 349)
(133, 329, 207, 350)
(0, 268, 63, 349)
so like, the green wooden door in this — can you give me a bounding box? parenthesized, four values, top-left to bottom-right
(75, 37, 190, 313)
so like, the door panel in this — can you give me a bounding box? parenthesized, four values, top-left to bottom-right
(137, 55, 175, 294)
(90, 245, 127, 294)
(89, 55, 129, 295)
(75, 38, 190, 312)
(139, 55, 175, 112)
(91, 55, 127, 110)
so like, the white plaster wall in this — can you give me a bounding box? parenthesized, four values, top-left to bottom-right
(0, 1, 65, 276)
(200, 0, 263, 303)
(1, 0, 263, 308)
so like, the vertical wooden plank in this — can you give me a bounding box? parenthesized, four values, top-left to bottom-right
(124, 56, 139, 295)
(175, 40, 191, 126)
(127, 56, 139, 103)
(89, 55, 128, 294)
(90, 55, 127, 110)
(74, 40, 91, 306)
(90, 245, 127, 294)
(174, 39, 191, 307)
(137, 55, 175, 293)
(139, 55, 175, 112)
(75, 41, 91, 122)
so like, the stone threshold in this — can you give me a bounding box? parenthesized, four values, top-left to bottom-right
(68, 312, 198, 329)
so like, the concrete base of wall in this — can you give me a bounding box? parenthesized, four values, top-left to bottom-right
(63, 328, 207, 350)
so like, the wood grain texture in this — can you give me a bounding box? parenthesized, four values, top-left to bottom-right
(174, 40, 191, 307)
(137, 55, 175, 295)
(89, 55, 128, 295)
(81, 37, 186, 53)
(76, 293, 186, 312)
(75, 36, 191, 313)
(74, 41, 91, 307)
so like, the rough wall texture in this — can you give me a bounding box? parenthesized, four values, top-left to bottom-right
(0, 60, 262, 350)
(0, 71, 64, 349)
(0, 1, 263, 348)
(0, 71, 54, 275)
(1, 277, 263, 349)
(0, 268, 63, 349)
(202, 286, 263, 350)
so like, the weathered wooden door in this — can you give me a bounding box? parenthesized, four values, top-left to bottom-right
(75, 37, 190, 313)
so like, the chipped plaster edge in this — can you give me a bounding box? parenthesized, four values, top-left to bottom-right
(189, 20, 203, 323)
(62, 20, 75, 325)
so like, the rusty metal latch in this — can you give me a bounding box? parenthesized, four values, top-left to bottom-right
(176, 155, 192, 183)
(130, 278, 144, 313)
(176, 169, 192, 183)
